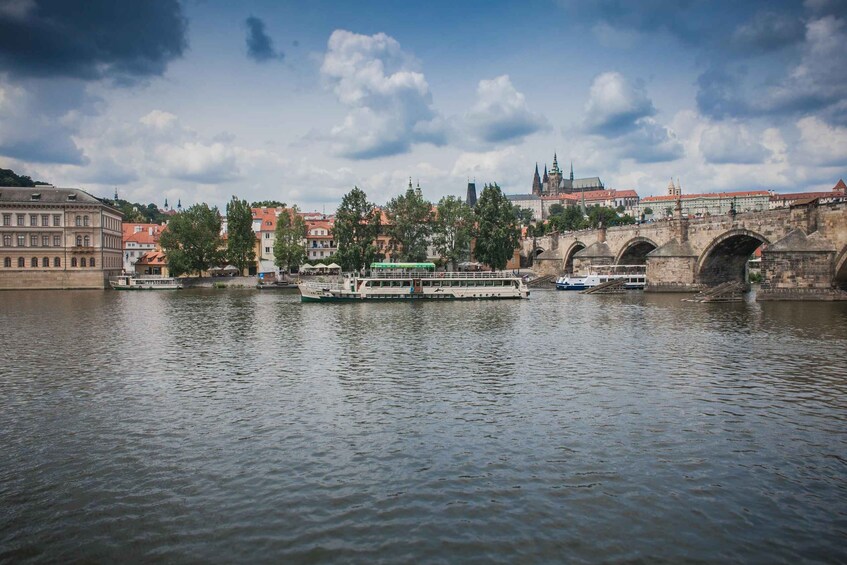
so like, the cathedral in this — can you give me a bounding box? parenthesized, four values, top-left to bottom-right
(531, 153, 604, 196)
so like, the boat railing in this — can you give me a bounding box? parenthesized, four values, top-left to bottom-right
(300, 280, 345, 291)
(366, 270, 520, 279)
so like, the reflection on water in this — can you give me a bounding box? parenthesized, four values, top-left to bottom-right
(1, 289, 846, 563)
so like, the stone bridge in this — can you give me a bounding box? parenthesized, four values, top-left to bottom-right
(528, 200, 847, 299)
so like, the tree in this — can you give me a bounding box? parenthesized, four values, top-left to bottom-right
(548, 206, 586, 232)
(251, 200, 286, 208)
(386, 184, 433, 262)
(334, 186, 381, 271)
(274, 206, 307, 272)
(159, 204, 224, 276)
(548, 203, 566, 217)
(511, 206, 534, 226)
(473, 183, 520, 271)
(643, 207, 653, 216)
(0, 168, 49, 187)
(433, 195, 474, 271)
(226, 196, 256, 274)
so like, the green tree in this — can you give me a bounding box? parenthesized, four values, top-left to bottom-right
(159, 203, 224, 276)
(386, 184, 433, 262)
(511, 206, 534, 226)
(251, 200, 286, 208)
(473, 183, 520, 270)
(334, 186, 381, 271)
(643, 207, 653, 216)
(548, 206, 587, 232)
(226, 196, 256, 275)
(433, 195, 474, 271)
(548, 203, 566, 217)
(0, 168, 49, 187)
(273, 206, 307, 272)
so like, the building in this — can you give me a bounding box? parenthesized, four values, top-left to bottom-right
(531, 154, 604, 196)
(637, 190, 771, 218)
(122, 223, 163, 273)
(0, 186, 123, 289)
(253, 207, 283, 273)
(305, 215, 335, 262)
(769, 180, 847, 209)
(134, 250, 169, 277)
(509, 188, 640, 221)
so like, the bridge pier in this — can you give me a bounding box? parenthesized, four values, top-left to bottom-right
(758, 228, 847, 301)
(645, 239, 701, 292)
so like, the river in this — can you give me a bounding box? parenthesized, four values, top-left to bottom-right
(1, 289, 846, 563)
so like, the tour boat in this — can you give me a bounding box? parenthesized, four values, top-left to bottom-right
(556, 265, 646, 291)
(110, 275, 183, 290)
(298, 262, 529, 302)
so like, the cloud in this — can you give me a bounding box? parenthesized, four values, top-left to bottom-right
(155, 142, 240, 184)
(794, 116, 847, 167)
(464, 75, 548, 144)
(699, 122, 771, 164)
(0, 0, 187, 84)
(730, 10, 805, 53)
(583, 72, 655, 136)
(245, 16, 284, 62)
(320, 29, 446, 159)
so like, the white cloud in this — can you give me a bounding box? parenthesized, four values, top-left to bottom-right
(795, 116, 847, 166)
(140, 109, 178, 130)
(699, 122, 772, 164)
(464, 75, 548, 144)
(584, 71, 655, 136)
(320, 29, 446, 159)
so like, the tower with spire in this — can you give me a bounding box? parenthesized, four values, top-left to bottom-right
(548, 153, 562, 196)
(532, 164, 542, 196)
(667, 178, 681, 197)
(466, 179, 477, 207)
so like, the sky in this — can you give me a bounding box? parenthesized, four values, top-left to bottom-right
(1, 0, 846, 212)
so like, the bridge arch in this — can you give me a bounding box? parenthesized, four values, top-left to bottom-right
(534, 247, 545, 257)
(697, 228, 769, 286)
(615, 237, 659, 265)
(563, 241, 586, 274)
(834, 246, 847, 290)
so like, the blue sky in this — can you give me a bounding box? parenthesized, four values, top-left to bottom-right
(1, 0, 845, 212)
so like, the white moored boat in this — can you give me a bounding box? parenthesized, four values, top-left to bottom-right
(298, 262, 529, 302)
(556, 264, 646, 291)
(110, 275, 183, 290)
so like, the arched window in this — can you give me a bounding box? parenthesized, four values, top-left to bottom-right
(83, 216, 89, 226)
(80, 258, 87, 267)
(18, 257, 24, 267)
(30, 257, 37, 267)
(54, 257, 60, 267)
(2, 234, 9, 247)
(75, 215, 81, 226)
(42, 257, 49, 267)
(3, 257, 10, 267)
(76, 235, 82, 246)
(89, 257, 95, 267)
(83, 236, 90, 247)
(71, 257, 77, 267)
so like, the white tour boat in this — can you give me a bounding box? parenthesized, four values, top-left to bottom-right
(556, 264, 646, 291)
(298, 262, 529, 302)
(110, 275, 183, 290)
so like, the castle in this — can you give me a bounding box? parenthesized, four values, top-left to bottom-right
(531, 153, 604, 196)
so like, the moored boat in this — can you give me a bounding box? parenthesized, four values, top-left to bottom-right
(298, 262, 529, 302)
(556, 265, 646, 291)
(110, 275, 182, 290)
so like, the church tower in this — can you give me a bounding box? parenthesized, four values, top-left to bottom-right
(548, 153, 562, 195)
(532, 164, 542, 196)
(667, 178, 681, 197)
(466, 180, 477, 208)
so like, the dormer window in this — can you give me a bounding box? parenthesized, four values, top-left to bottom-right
(67, 194, 77, 201)
(31, 193, 41, 201)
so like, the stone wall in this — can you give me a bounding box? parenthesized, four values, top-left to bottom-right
(0, 269, 108, 289)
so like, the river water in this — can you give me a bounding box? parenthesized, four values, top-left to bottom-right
(1, 289, 846, 563)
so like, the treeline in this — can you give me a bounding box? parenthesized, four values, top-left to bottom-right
(0, 168, 50, 187)
(515, 203, 636, 237)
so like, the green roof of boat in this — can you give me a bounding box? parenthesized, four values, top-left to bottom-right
(370, 262, 436, 269)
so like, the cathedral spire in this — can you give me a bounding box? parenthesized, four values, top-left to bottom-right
(532, 163, 542, 196)
(543, 164, 549, 183)
(570, 161, 574, 181)
(551, 152, 559, 174)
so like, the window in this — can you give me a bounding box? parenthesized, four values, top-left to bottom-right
(30, 235, 37, 247)
(71, 257, 77, 267)
(2, 234, 9, 247)
(265, 233, 270, 239)
(42, 235, 49, 247)
(83, 236, 90, 247)
(80, 258, 86, 267)
(17, 234, 25, 247)
(42, 215, 49, 226)
(76, 235, 82, 246)
(18, 257, 24, 267)
(3, 257, 9, 267)
(54, 257, 60, 267)
(30, 214, 37, 226)
(31, 257, 37, 267)
(2, 214, 9, 226)
(75, 216, 81, 226)
(17, 214, 24, 226)
(42, 257, 49, 267)
(53, 235, 60, 246)
(53, 215, 60, 226)
(83, 216, 89, 227)
(265, 247, 270, 253)
(89, 258, 95, 267)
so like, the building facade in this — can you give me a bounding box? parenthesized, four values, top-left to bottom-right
(0, 187, 123, 289)
(122, 223, 163, 273)
(637, 190, 771, 218)
(531, 154, 604, 196)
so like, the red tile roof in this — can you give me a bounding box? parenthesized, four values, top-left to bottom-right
(136, 251, 167, 266)
(834, 179, 846, 192)
(122, 223, 164, 245)
(641, 191, 770, 202)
